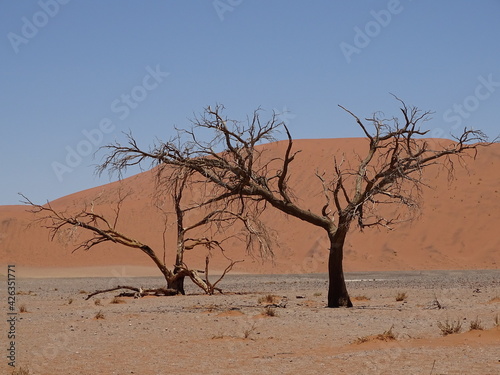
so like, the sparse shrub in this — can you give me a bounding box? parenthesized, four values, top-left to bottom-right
(395, 292, 407, 302)
(355, 326, 396, 344)
(352, 295, 370, 301)
(79, 290, 87, 294)
(469, 316, 484, 331)
(94, 310, 105, 320)
(111, 297, 126, 304)
(94, 299, 102, 306)
(11, 366, 31, 375)
(355, 336, 370, 344)
(243, 323, 257, 339)
(258, 294, 276, 304)
(437, 318, 462, 336)
(377, 326, 396, 341)
(67, 298, 74, 305)
(263, 307, 277, 317)
(16, 291, 34, 296)
(19, 304, 28, 313)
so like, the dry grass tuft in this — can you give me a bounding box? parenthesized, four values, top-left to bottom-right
(94, 299, 102, 306)
(395, 292, 407, 302)
(494, 314, 499, 327)
(94, 310, 105, 320)
(16, 290, 36, 296)
(355, 335, 370, 344)
(212, 323, 258, 340)
(110, 297, 126, 304)
(355, 326, 396, 344)
(11, 366, 31, 375)
(469, 316, 484, 331)
(243, 323, 257, 339)
(19, 304, 28, 313)
(352, 295, 370, 301)
(437, 318, 462, 336)
(376, 326, 396, 341)
(67, 298, 74, 305)
(258, 294, 277, 304)
(262, 307, 278, 317)
(313, 292, 322, 297)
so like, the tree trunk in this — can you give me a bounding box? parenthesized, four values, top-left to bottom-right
(137, 244, 184, 294)
(165, 267, 186, 295)
(327, 227, 352, 308)
(167, 271, 186, 295)
(172, 204, 186, 294)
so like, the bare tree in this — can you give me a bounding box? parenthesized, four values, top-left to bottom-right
(21, 172, 249, 296)
(96, 100, 491, 307)
(152, 166, 249, 294)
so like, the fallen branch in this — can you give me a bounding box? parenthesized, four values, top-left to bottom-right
(85, 285, 178, 300)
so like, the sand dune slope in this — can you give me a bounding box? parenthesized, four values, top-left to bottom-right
(1, 138, 499, 277)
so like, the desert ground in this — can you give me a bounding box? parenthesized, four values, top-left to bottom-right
(2, 270, 499, 375)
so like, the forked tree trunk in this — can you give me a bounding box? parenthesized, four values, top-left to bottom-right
(172, 205, 186, 295)
(167, 273, 186, 295)
(139, 244, 186, 295)
(327, 226, 352, 308)
(167, 268, 186, 295)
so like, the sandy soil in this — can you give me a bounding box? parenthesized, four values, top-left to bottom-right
(2, 270, 499, 375)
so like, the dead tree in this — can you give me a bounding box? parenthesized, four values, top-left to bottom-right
(97, 100, 491, 307)
(152, 165, 268, 294)
(22, 192, 215, 294)
(154, 167, 242, 295)
(21, 171, 252, 296)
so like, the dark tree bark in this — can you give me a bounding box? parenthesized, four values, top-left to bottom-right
(327, 225, 352, 308)
(168, 269, 186, 295)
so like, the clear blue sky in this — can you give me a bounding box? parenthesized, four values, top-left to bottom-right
(1, 0, 499, 206)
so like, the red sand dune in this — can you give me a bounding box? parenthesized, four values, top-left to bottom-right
(1, 138, 499, 277)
